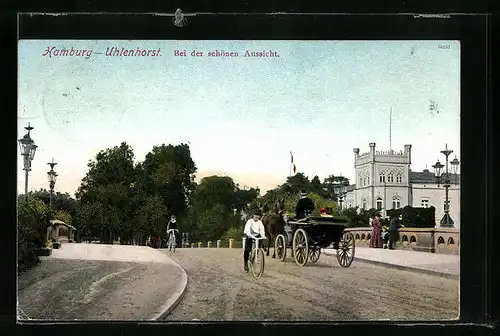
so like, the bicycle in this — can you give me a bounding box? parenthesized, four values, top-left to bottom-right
(166, 229, 179, 253)
(248, 236, 266, 278)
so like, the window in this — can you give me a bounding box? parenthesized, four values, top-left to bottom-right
(367, 176, 370, 185)
(363, 177, 366, 185)
(379, 173, 385, 183)
(396, 174, 402, 183)
(359, 177, 362, 186)
(376, 197, 383, 210)
(392, 198, 401, 209)
(388, 174, 394, 183)
(421, 199, 429, 208)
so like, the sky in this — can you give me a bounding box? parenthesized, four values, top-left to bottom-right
(18, 40, 460, 197)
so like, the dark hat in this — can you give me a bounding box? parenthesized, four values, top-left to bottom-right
(300, 189, 307, 197)
(253, 210, 262, 216)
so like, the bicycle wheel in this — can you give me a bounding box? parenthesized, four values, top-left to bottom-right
(249, 248, 265, 278)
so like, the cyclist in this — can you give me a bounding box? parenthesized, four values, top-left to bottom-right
(166, 215, 178, 249)
(243, 210, 266, 272)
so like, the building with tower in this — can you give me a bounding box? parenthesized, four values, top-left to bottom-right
(344, 143, 460, 228)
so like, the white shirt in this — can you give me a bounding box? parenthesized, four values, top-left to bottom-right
(243, 218, 266, 238)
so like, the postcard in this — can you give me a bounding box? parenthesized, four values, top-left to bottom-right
(17, 39, 460, 321)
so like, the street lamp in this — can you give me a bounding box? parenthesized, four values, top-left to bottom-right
(334, 180, 349, 216)
(18, 123, 38, 200)
(432, 144, 460, 228)
(47, 158, 58, 217)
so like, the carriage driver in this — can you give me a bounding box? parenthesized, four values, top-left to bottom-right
(294, 190, 315, 220)
(243, 210, 266, 273)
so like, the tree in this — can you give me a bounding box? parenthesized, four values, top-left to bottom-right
(76, 142, 136, 202)
(135, 195, 169, 237)
(17, 195, 50, 247)
(75, 142, 137, 241)
(141, 143, 197, 218)
(321, 174, 350, 201)
(310, 175, 322, 194)
(195, 204, 232, 241)
(282, 173, 312, 195)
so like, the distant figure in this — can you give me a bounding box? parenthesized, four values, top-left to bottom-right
(388, 214, 404, 250)
(166, 215, 178, 249)
(369, 213, 383, 248)
(381, 225, 389, 249)
(295, 190, 314, 219)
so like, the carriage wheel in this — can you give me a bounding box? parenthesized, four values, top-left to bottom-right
(309, 246, 321, 263)
(336, 231, 355, 267)
(275, 234, 287, 261)
(292, 228, 309, 266)
(249, 248, 265, 278)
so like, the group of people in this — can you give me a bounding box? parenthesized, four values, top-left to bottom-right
(242, 189, 314, 272)
(369, 213, 404, 250)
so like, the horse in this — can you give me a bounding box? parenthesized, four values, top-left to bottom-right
(261, 198, 286, 258)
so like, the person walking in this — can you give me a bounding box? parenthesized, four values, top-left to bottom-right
(388, 214, 404, 250)
(369, 213, 383, 248)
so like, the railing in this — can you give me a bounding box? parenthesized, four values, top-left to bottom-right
(345, 227, 459, 255)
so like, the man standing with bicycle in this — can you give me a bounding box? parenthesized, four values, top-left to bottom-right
(243, 210, 266, 273)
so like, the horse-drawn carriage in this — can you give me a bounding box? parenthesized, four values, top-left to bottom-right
(273, 215, 355, 267)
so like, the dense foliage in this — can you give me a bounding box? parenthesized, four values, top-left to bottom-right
(387, 206, 436, 228)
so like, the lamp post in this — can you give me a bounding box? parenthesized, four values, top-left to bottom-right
(47, 158, 58, 217)
(432, 144, 460, 228)
(334, 180, 349, 216)
(18, 123, 38, 200)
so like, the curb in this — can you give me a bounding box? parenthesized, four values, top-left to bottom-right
(323, 251, 459, 280)
(151, 254, 189, 321)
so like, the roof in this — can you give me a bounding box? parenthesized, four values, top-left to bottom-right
(49, 219, 77, 230)
(410, 169, 460, 184)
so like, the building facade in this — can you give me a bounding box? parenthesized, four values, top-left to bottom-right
(344, 143, 460, 228)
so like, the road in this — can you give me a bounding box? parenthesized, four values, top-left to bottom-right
(160, 248, 459, 321)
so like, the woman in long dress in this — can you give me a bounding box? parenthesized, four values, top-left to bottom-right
(369, 213, 383, 248)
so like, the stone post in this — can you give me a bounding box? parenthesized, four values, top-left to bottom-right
(207, 241, 212, 248)
(191, 243, 194, 248)
(242, 237, 246, 250)
(198, 242, 202, 248)
(217, 240, 221, 248)
(229, 238, 234, 248)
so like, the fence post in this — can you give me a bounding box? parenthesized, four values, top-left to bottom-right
(229, 238, 234, 248)
(198, 242, 202, 248)
(217, 240, 221, 248)
(207, 241, 212, 248)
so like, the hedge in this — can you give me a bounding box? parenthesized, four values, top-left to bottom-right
(387, 206, 436, 228)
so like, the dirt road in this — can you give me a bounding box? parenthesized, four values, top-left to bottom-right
(161, 248, 459, 321)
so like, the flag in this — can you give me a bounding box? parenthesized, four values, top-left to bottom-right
(290, 151, 294, 164)
(293, 163, 296, 173)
